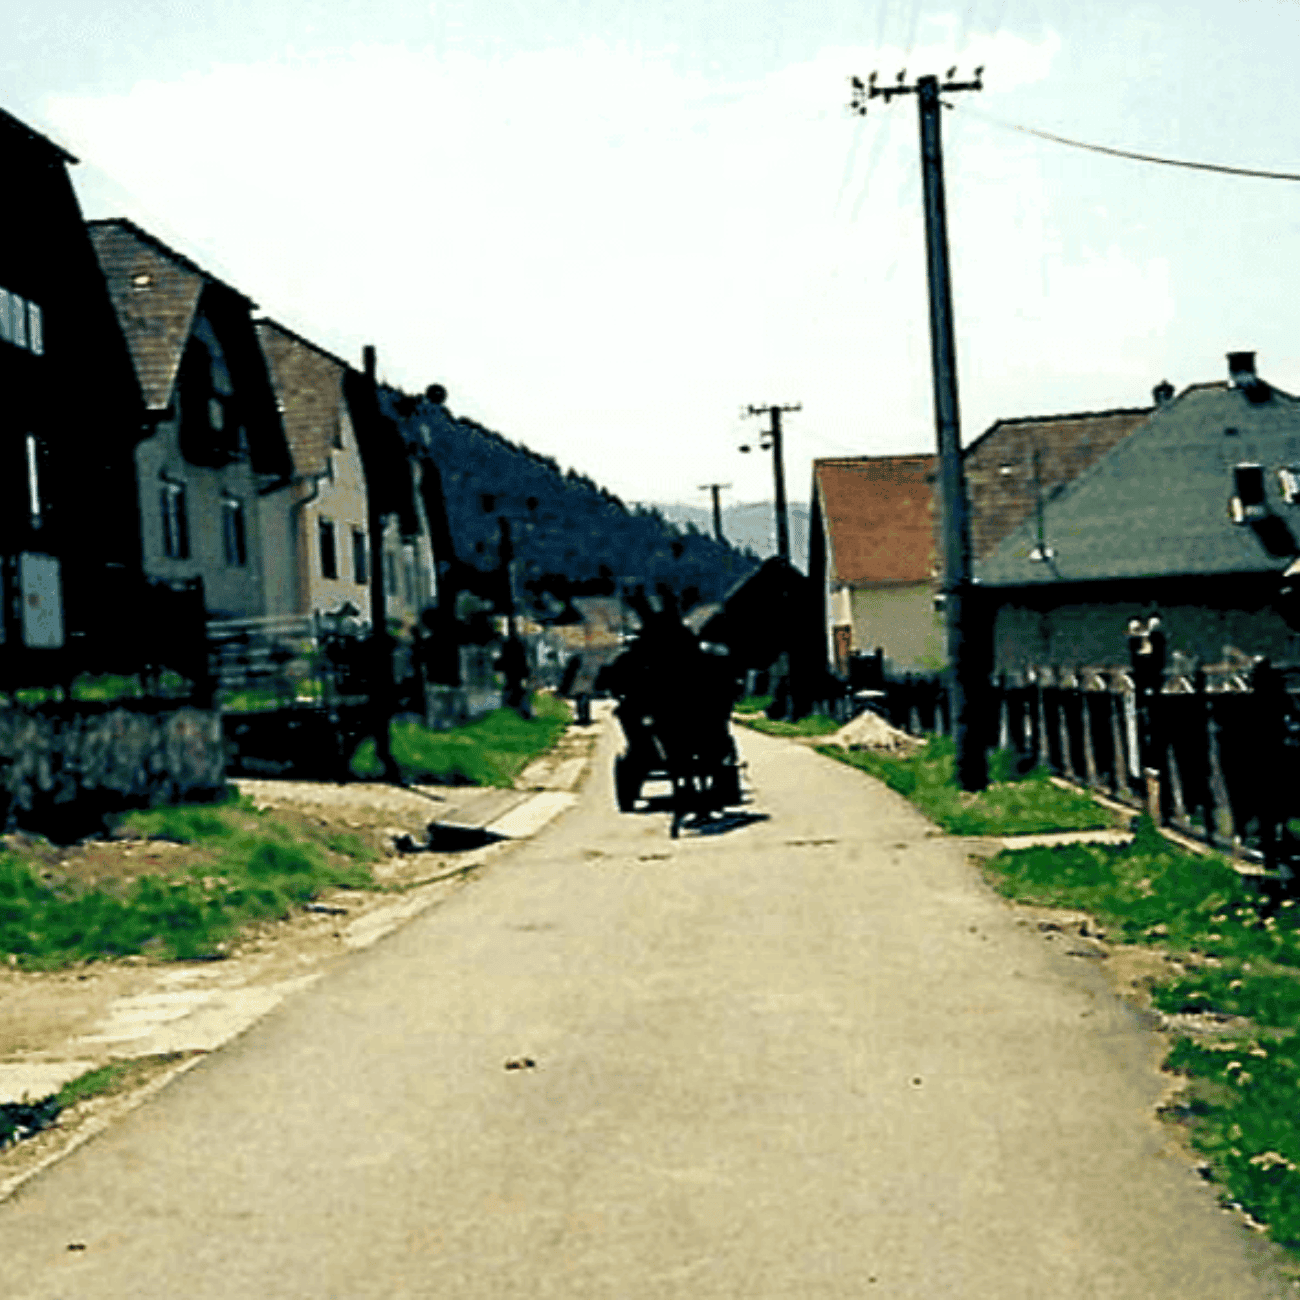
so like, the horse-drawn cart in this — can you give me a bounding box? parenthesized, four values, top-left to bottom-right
(602, 606, 744, 837)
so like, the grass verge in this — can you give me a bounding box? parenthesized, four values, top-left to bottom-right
(819, 734, 1113, 836)
(738, 714, 843, 738)
(985, 818, 1300, 1249)
(351, 692, 572, 787)
(733, 694, 774, 715)
(0, 793, 377, 969)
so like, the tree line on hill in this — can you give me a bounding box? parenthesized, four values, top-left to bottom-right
(379, 386, 759, 620)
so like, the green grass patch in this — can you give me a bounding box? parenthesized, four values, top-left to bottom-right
(984, 821, 1300, 1249)
(1163, 1034, 1300, 1246)
(0, 795, 377, 969)
(351, 692, 572, 787)
(741, 713, 843, 738)
(733, 694, 773, 715)
(819, 734, 1113, 836)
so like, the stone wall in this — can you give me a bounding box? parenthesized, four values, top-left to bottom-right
(0, 705, 227, 837)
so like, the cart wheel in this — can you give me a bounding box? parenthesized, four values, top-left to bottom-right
(614, 755, 640, 813)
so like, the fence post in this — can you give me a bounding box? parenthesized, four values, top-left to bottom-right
(1034, 669, 1052, 770)
(1251, 658, 1285, 876)
(1056, 671, 1076, 780)
(1204, 684, 1236, 849)
(1128, 616, 1166, 822)
(1080, 670, 1100, 788)
(1108, 676, 1128, 798)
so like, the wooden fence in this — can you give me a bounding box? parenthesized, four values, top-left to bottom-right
(880, 660, 1300, 879)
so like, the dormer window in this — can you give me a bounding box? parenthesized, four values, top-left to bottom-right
(1230, 462, 1267, 523)
(1280, 467, 1300, 505)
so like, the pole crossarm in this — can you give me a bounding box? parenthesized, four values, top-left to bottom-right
(849, 68, 983, 115)
(740, 404, 800, 565)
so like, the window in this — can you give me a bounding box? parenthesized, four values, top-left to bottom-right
(319, 518, 338, 579)
(1280, 466, 1300, 505)
(352, 529, 368, 585)
(160, 479, 189, 559)
(403, 553, 416, 605)
(1230, 463, 1267, 523)
(0, 289, 42, 353)
(221, 496, 247, 566)
(332, 417, 344, 451)
(384, 550, 398, 596)
(25, 434, 41, 525)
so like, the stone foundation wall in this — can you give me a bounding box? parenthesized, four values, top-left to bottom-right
(0, 705, 227, 829)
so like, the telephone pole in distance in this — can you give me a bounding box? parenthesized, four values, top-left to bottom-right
(850, 65, 987, 790)
(740, 404, 799, 564)
(697, 482, 731, 543)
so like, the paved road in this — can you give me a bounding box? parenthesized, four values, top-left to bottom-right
(2, 725, 1292, 1297)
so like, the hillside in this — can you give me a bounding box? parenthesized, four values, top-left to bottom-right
(651, 500, 811, 569)
(377, 387, 759, 617)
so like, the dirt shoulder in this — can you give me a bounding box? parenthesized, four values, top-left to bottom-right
(0, 709, 605, 1198)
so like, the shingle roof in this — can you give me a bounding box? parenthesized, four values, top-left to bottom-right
(976, 379, 1300, 587)
(813, 456, 937, 585)
(87, 219, 253, 411)
(964, 406, 1153, 560)
(256, 319, 350, 478)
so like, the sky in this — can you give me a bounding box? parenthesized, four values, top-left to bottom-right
(6, 1, 1300, 512)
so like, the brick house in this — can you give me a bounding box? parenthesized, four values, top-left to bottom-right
(0, 111, 147, 685)
(88, 219, 295, 621)
(976, 353, 1300, 677)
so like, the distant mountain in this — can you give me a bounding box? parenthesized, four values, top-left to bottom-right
(649, 500, 811, 569)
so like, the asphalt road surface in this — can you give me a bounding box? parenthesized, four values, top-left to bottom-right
(1, 724, 1292, 1297)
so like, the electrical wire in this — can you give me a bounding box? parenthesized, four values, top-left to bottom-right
(949, 101, 1300, 182)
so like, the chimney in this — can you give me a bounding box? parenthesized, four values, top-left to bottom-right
(1227, 350, 1272, 404)
(1152, 379, 1174, 406)
(1228, 351, 1257, 387)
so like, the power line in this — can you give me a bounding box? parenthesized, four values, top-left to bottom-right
(948, 101, 1300, 182)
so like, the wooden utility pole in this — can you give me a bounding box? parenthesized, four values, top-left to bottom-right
(741, 404, 799, 564)
(697, 482, 731, 543)
(850, 66, 987, 790)
(361, 344, 402, 783)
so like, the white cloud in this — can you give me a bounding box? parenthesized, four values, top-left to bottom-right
(44, 27, 1088, 503)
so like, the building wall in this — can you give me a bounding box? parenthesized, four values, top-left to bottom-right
(991, 592, 1300, 677)
(135, 413, 267, 620)
(297, 405, 372, 620)
(845, 582, 945, 674)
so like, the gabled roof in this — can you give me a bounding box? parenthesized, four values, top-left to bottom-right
(812, 455, 937, 585)
(0, 107, 76, 163)
(256, 319, 352, 478)
(976, 376, 1300, 588)
(964, 405, 1153, 560)
(87, 218, 254, 411)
